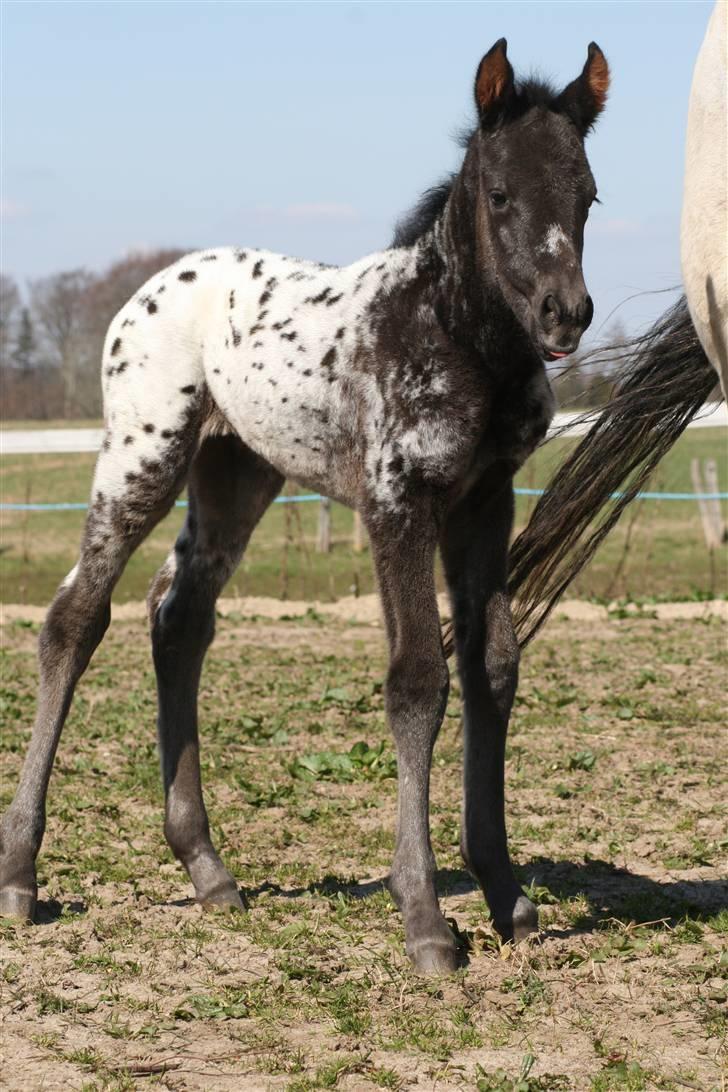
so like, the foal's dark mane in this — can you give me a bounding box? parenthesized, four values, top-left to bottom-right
(392, 76, 560, 249)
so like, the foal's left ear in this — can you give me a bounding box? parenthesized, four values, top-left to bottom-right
(557, 42, 610, 135)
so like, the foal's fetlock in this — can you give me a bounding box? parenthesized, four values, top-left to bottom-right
(390, 875, 459, 974)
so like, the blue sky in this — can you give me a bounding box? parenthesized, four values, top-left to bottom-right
(2, 1, 713, 335)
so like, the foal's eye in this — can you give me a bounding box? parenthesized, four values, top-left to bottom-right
(489, 190, 509, 209)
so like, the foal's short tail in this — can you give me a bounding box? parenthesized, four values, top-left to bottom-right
(504, 295, 719, 649)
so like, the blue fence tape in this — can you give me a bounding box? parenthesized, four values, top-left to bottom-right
(1, 488, 727, 512)
(513, 488, 728, 501)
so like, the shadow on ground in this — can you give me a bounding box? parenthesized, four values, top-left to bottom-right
(249, 860, 727, 928)
(515, 857, 727, 926)
(30, 859, 726, 934)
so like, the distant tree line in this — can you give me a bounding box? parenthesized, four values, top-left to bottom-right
(1, 258, 714, 421)
(1, 249, 184, 419)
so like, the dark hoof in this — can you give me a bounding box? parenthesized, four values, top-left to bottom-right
(0, 885, 37, 923)
(406, 916, 460, 974)
(199, 881, 247, 913)
(408, 936, 459, 974)
(494, 894, 539, 943)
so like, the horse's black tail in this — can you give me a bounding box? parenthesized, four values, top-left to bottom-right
(507, 295, 719, 649)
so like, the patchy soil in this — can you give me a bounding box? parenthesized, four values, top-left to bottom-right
(2, 593, 726, 628)
(0, 605, 726, 1091)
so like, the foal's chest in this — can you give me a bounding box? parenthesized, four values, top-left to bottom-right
(488, 366, 556, 467)
(203, 249, 417, 499)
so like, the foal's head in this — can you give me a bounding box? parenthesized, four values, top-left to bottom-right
(469, 39, 609, 360)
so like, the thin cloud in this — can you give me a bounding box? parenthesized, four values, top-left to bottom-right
(0, 198, 28, 220)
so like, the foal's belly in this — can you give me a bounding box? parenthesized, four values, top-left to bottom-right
(206, 337, 358, 501)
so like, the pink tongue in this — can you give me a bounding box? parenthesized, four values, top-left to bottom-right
(548, 351, 569, 359)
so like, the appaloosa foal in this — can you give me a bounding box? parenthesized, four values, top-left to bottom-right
(1, 40, 609, 972)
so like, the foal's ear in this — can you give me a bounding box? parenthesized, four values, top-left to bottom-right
(557, 42, 610, 135)
(474, 38, 515, 123)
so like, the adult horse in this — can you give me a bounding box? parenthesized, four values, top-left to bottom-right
(682, 0, 727, 397)
(505, 0, 726, 646)
(0, 40, 609, 972)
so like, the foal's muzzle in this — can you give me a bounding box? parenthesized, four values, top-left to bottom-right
(536, 285, 594, 359)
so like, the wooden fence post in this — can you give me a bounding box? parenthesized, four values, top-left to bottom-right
(703, 458, 727, 544)
(317, 497, 331, 553)
(691, 458, 722, 550)
(352, 510, 366, 553)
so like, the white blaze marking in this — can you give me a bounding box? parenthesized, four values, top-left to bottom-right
(543, 223, 569, 256)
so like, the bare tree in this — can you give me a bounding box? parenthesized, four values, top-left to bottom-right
(6, 247, 190, 420)
(0, 274, 20, 367)
(82, 248, 186, 341)
(30, 270, 95, 417)
(13, 309, 37, 373)
(80, 249, 187, 416)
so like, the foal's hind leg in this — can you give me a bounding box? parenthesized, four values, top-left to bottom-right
(441, 471, 538, 942)
(0, 426, 197, 921)
(148, 435, 282, 910)
(368, 505, 457, 973)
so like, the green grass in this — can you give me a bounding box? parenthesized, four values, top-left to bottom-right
(1, 428, 726, 604)
(1, 610, 725, 1088)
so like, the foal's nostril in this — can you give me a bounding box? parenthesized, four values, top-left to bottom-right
(540, 293, 562, 329)
(583, 294, 594, 329)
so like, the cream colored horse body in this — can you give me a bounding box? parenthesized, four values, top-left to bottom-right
(681, 0, 727, 396)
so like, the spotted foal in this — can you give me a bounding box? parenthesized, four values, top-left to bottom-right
(0, 39, 609, 972)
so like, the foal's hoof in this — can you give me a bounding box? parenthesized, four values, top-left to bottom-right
(198, 880, 247, 913)
(494, 895, 539, 944)
(408, 937, 460, 974)
(406, 916, 460, 974)
(0, 885, 37, 923)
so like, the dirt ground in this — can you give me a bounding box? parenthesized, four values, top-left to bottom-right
(0, 598, 726, 1091)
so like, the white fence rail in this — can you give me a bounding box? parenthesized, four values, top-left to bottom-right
(2, 404, 725, 457)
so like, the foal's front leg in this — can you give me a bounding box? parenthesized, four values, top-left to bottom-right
(441, 474, 538, 942)
(369, 511, 457, 973)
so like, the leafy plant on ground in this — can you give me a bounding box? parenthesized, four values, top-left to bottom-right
(289, 739, 396, 782)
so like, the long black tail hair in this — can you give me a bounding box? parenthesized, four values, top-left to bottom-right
(506, 295, 719, 648)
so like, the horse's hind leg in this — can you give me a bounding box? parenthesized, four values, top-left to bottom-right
(0, 422, 198, 921)
(148, 435, 282, 910)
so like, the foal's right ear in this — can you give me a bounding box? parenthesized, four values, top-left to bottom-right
(474, 38, 515, 124)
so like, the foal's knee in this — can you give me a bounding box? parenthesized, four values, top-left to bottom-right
(39, 577, 111, 681)
(386, 652, 450, 731)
